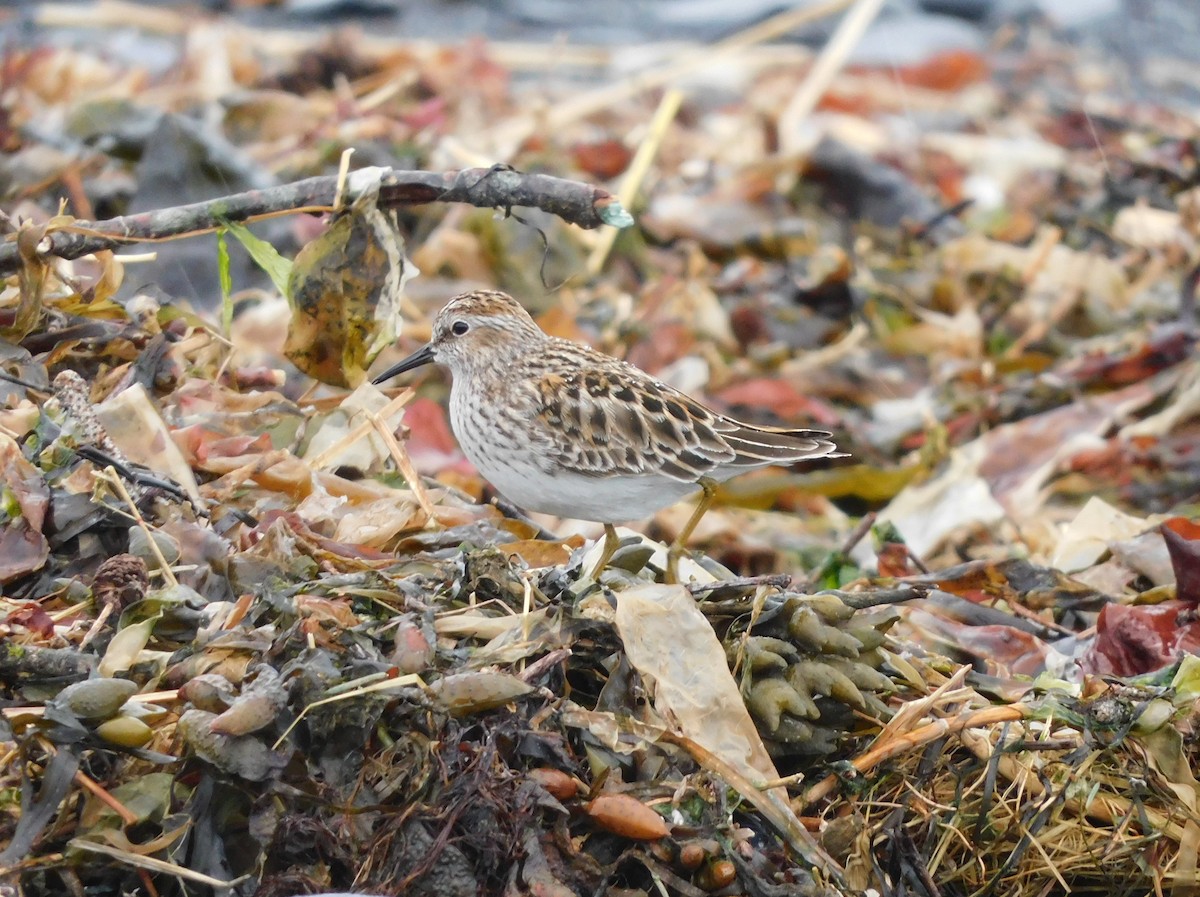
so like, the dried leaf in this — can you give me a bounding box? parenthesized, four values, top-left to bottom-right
(0, 519, 50, 583)
(1085, 601, 1200, 676)
(95, 384, 202, 503)
(0, 432, 49, 530)
(97, 616, 158, 678)
(614, 583, 783, 789)
(284, 180, 413, 387)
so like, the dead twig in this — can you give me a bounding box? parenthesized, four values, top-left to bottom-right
(688, 573, 793, 594)
(0, 165, 630, 276)
(799, 511, 876, 592)
(825, 585, 931, 609)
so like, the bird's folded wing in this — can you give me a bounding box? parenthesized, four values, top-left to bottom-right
(530, 365, 736, 482)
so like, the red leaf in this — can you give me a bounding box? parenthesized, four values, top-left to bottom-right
(1162, 518, 1200, 606)
(0, 521, 49, 583)
(571, 139, 632, 180)
(401, 97, 448, 132)
(1083, 601, 1200, 676)
(876, 542, 914, 578)
(713, 378, 841, 426)
(892, 50, 989, 92)
(624, 321, 696, 375)
(404, 397, 470, 476)
(199, 433, 273, 463)
(4, 603, 55, 636)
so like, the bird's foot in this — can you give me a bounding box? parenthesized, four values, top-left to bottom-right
(665, 542, 690, 584)
(586, 524, 622, 581)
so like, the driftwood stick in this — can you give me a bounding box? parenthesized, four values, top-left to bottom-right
(0, 165, 631, 276)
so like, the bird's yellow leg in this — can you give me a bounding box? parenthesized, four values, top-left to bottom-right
(588, 523, 622, 580)
(666, 478, 716, 584)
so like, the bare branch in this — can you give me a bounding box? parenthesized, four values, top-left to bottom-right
(0, 165, 632, 276)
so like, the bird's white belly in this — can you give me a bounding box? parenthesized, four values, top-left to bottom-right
(476, 457, 700, 522)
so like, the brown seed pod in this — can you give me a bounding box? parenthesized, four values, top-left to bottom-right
(527, 767, 580, 800)
(210, 666, 287, 736)
(57, 678, 139, 720)
(92, 554, 150, 611)
(391, 615, 434, 674)
(696, 859, 737, 891)
(96, 715, 153, 748)
(677, 840, 709, 871)
(585, 794, 669, 841)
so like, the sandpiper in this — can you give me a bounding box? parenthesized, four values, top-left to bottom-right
(373, 290, 846, 580)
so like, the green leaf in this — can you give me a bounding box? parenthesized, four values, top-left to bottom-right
(216, 227, 233, 336)
(1172, 654, 1200, 705)
(221, 221, 293, 298)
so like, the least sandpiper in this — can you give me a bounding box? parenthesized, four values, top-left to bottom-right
(373, 290, 846, 580)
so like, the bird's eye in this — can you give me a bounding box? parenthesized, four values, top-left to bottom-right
(450, 321, 470, 336)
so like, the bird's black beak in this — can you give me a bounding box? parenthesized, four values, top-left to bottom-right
(372, 343, 436, 385)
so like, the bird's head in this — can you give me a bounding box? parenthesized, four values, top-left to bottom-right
(372, 290, 543, 383)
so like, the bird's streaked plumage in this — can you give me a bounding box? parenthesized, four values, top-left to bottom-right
(373, 290, 846, 573)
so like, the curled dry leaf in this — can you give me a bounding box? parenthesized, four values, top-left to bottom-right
(0, 519, 50, 585)
(1050, 497, 1150, 574)
(614, 583, 784, 785)
(1113, 201, 1192, 252)
(331, 494, 427, 549)
(0, 432, 49, 530)
(0, 432, 50, 583)
(301, 382, 409, 474)
(496, 538, 576, 570)
(177, 708, 284, 782)
(1162, 517, 1200, 606)
(1083, 601, 1200, 677)
(210, 666, 288, 735)
(426, 670, 534, 717)
(391, 615, 435, 674)
(584, 793, 669, 841)
(94, 383, 202, 503)
(285, 180, 412, 388)
(295, 594, 362, 629)
(178, 672, 237, 713)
